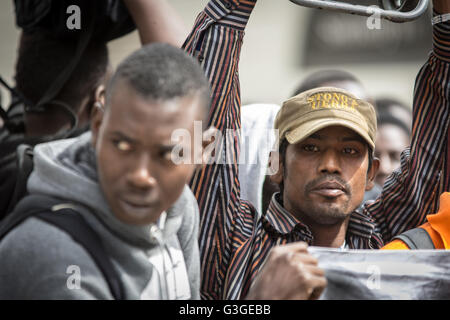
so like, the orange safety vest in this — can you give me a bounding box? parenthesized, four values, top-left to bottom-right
(382, 192, 450, 250)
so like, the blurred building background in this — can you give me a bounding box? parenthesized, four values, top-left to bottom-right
(0, 0, 432, 111)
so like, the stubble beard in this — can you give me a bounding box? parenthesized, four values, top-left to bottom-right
(303, 199, 352, 225)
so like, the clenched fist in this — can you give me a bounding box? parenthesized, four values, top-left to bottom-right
(245, 242, 327, 300)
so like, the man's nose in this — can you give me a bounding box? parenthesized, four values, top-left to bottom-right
(127, 155, 157, 189)
(318, 149, 341, 174)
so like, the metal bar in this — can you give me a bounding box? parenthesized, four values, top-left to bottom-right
(289, 0, 430, 23)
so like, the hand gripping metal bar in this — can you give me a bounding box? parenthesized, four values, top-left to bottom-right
(289, 0, 430, 23)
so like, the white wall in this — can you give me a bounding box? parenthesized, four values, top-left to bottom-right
(0, 0, 20, 108)
(0, 0, 426, 111)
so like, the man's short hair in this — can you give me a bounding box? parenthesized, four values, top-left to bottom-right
(107, 43, 210, 111)
(293, 70, 362, 96)
(377, 113, 411, 137)
(375, 97, 410, 115)
(15, 30, 109, 111)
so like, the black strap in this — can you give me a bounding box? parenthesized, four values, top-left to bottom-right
(392, 228, 435, 250)
(0, 198, 124, 300)
(0, 202, 47, 240)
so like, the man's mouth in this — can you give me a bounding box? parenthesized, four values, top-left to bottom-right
(119, 198, 158, 218)
(310, 181, 347, 198)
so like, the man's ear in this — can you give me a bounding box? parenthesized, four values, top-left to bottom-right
(268, 150, 284, 185)
(365, 157, 380, 191)
(90, 84, 107, 148)
(77, 84, 107, 123)
(95, 84, 106, 106)
(90, 101, 105, 149)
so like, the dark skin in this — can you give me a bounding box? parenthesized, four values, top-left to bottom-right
(91, 79, 206, 225)
(24, 83, 106, 137)
(123, 0, 188, 47)
(270, 126, 379, 248)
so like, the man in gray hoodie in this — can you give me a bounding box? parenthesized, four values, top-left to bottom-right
(0, 43, 210, 299)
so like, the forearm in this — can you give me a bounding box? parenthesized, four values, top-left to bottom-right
(433, 0, 450, 14)
(184, 3, 250, 222)
(183, 0, 256, 121)
(183, 0, 257, 299)
(123, 0, 188, 47)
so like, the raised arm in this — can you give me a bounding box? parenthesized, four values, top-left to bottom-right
(366, 0, 450, 243)
(183, 0, 257, 299)
(123, 0, 188, 47)
(434, 0, 450, 192)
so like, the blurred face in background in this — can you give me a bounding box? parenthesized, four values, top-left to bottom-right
(374, 123, 409, 187)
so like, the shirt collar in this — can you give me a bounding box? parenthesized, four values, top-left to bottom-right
(262, 192, 376, 241)
(262, 193, 312, 236)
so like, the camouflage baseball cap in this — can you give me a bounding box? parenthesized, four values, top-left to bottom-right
(274, 87, 377, 149)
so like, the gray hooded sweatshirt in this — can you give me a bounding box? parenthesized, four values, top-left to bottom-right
(0, 132, 200, 300)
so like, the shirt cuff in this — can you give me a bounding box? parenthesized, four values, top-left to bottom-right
(204, 0, 257, 30)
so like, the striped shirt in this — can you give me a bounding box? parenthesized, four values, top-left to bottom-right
(183, 0, 450, 300)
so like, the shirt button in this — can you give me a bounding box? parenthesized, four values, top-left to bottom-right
(225, 2, 232, 9)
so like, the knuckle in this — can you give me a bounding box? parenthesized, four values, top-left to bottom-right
(299, 270, 311, 283)
(310, 256, 319, 265)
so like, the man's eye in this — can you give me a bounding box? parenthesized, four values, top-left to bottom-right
(303, 144, 319, 152)
(114, 140, 132, 152)
(159, 149, 175, 163)
(162, 151, 172, 161)
(343, 147, 358, 155)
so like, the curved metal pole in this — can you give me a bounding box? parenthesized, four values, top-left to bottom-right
(289, 0, 430, 23)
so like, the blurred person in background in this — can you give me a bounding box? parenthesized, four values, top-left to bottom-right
(375, 97, 412, 131)
(374, 108, 411, 188)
